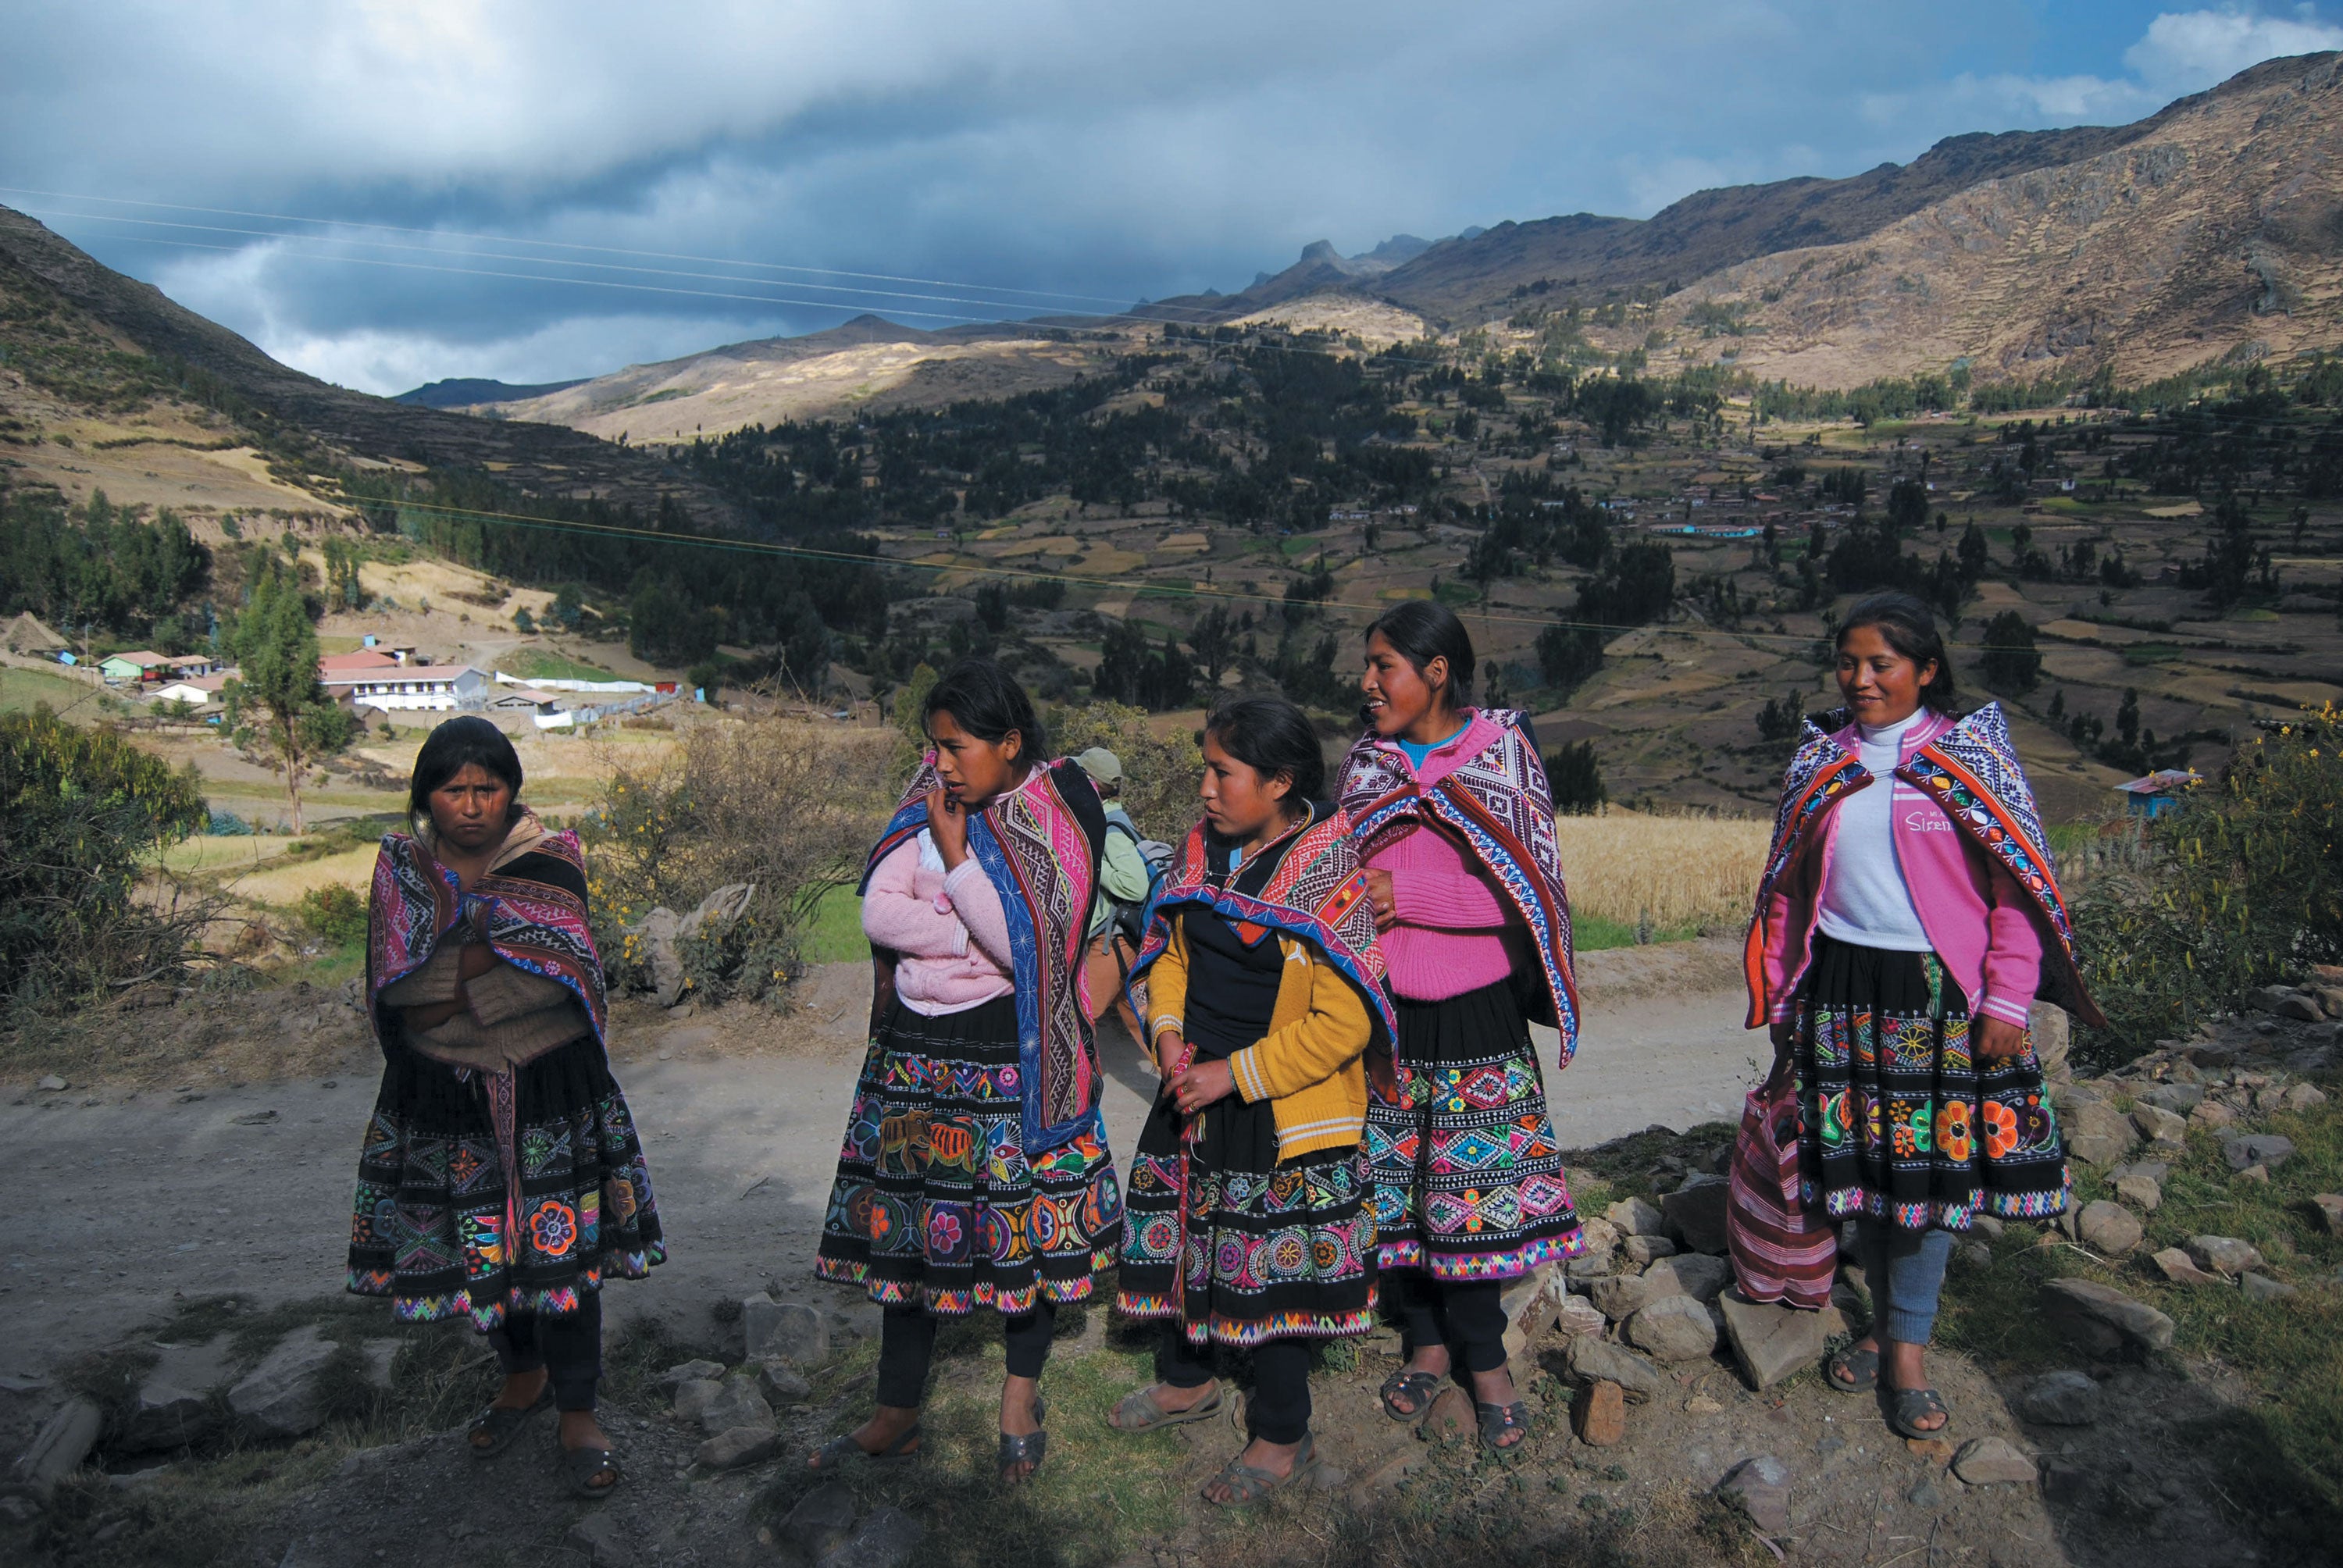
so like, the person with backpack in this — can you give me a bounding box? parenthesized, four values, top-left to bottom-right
(1076, 746, 1165, 1050)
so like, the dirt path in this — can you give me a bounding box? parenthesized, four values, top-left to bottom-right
(0, 948, 1765, 1382)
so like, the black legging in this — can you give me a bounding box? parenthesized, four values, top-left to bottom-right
(1395, 1273, 1508, 1377)
(487, 1294, 602, 1412)
(1157, 1328, 1313, 1445)
(875, 1300, 1057, 1409)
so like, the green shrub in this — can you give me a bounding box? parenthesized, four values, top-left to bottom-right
(2074, 707, 2341, 1064)
(0, 704, 210, 1008)
(295, 883, 368, 946)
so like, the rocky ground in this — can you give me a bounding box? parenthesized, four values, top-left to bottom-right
(0, 960, 2337, 1566)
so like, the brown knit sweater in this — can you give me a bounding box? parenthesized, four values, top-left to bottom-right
(381, 811, 591, 1069)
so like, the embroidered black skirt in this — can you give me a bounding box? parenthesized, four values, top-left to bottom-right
(1116, 1085, 1376, 1345)
(346, 1034, 664, 1330)
(817, 994, 1122, 1316)
(1792, 935, 2070, 1230)
(1365, 978, 1585, 1281)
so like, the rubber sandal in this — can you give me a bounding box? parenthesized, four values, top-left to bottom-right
(1110, 1384, 1224, 1432)
(466, 1386, 551, 1458)
(1825, 1345, 1880, 1395)
(1203, 1433, 1317, 1507)
(1379, 1370, 1443, 1422)
(1887, 1387, 1950, 1440)
(807, 1424, 923, 1470)
(999, 1390, 1047, 1484)
(1476, 1399, 1531, 1452)
(558, 1441, 622, 1498)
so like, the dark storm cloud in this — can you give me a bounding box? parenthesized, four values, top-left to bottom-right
(2, 2, 2334, 392)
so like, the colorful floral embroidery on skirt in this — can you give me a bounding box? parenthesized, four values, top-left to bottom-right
(817, 995, 1120, 1316)
(1795, 936, 2069, 1230)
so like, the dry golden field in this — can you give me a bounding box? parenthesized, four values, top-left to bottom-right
(1553, 811, 1769, 931)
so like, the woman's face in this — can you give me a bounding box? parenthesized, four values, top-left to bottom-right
(927, 708, 1024, 806)
(1199, 729, 1293, 843)
(1360, 629, 1449, 739)
(427, 762, 515, 853)
(1835, 624, 1935, 726)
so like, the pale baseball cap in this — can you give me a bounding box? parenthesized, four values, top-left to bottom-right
(1074, 747, 1123, 786)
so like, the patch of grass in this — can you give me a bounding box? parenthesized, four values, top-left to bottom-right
(2120, 642, 2186, 665)
(0, 663, 99, 715)
(802, 882, 873, 964)
(1938, 1090, 2343, 1548)
(1573, 914, 1703, 951)
(498, 647, 615, 683)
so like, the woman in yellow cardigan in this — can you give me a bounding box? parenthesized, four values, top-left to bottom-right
(1108, 693, 1396, 1504)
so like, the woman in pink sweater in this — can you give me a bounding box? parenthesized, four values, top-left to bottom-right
(1749, 593, 2094, 1440)
(1336, 602, 1586, 1452)
(813, 659, 1118, 1484)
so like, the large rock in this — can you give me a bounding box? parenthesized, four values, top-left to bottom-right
(1647, 1253, 1732, 1303)
(2137, 1082, 2203, 1114)
(697, 1425, 783, 1470)
(672, 1378, 723, 1423)
(2112, 1174, 2163, 1213)
(818, 1507, 923, 1568)
(651, 1359, 725, 1392)
(697, 1376, 772, 1436)
(1571, 1379, 1625, 1446)
(2285, 1082, 2329, 1110)
(1662, 1174, 1731, 1255)
(776, 1482, 859, 1566)
(1621, 1235, 1679, 1267)
(2190, 1099, 2239, 1128)
(1498, 1262, 1556, 1329)
(1606, 1197, 1666, 1237)
(1554, 1294, 1608, 1338)
(1624, 1293, 1720, 1362)
(2016, 1370, 2101, 1426)
(1719, 1293, 1831, 1390)
(123, 1335, 237, 1452)
(744, 1296, 830, 1367)
(1563, 1336, 1666, 1402)
(758, 1359, 813, 1402)
(2309, 1194, 2343, 1236)
(1588, 1272, 1660, 1323)
(2066, 1099, 2134, 1167)
(2152, 1247, 2225, 1287)
(11, 1398, 101, 1490)
(2241, 1273, 2299, 1303)
(2131, 1104, 2188, 1148)
(2076, 1200, 2144, 1255)
(2041, 1278, 2174, 1356)
(1715, 1454, 1792, 1534)
(565, 1513, 637, 1568)
(2224, 1134, 2297, 1172)
(1952, 1435, 2038, 1485)
(2188, 1235, 2266, 1277)
(628, 907, 686, 1007)
(229, 1325, 341, 1439)
(2029, 1001, 2071, 1082)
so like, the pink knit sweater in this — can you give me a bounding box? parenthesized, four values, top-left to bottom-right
(860, 836, 1015, 1014)
(1362, 712, 1528, 1002)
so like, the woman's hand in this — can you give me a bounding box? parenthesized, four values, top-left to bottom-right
(924, 785, 970, 869)
(1364, 868, 1398, 932)
(1170, 1058, 1236, 1117)
(1761, 1015, 1798, 1096)
(1154, 1029, 1189, 1082)
(1974, 1016, 2029, 1061)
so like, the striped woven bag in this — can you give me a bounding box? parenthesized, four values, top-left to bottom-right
(1726, 1084, 1838, 1309)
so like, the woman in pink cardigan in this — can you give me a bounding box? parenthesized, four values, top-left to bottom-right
(1749, 593, 2095, 1440)
(1337, 601, 1586, 1452)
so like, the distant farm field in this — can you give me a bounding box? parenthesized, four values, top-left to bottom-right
(1554, 813, 1769, 932)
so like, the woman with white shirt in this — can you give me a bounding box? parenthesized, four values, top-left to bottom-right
(1747, 594, 2099, 1441)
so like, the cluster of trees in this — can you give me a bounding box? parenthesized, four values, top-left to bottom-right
(0, 483, 209, 647)
(1534, 542, 1678, 694)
